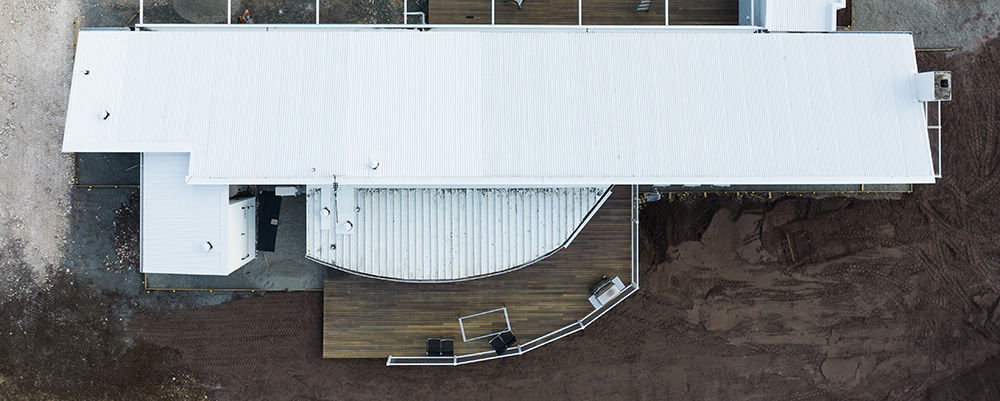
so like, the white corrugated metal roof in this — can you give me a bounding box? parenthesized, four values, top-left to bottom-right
(764, 0, 845, 32)
(140, 153, 233, 275)
(305, 187, 608, 281)
(64, 29, 934, 185)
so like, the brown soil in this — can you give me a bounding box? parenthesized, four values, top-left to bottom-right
(119, 39, 1000, 400)
(0, 242, 209, 400)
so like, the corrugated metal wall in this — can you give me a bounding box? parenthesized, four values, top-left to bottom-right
(306, 187, 606, 281)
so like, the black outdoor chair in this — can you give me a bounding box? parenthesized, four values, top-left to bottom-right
(489, 336, 506, 355)
(489, 330, 517, 355)
(440, 339, 455, 356)
(427, 338, 442, 356)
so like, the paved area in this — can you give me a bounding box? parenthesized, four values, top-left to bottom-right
(74, 152, 140, 186)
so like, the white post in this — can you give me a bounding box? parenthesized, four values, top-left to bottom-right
(750, 0, 754, 26)
(316, 0, 320, 23)
(227, 0, 232, 24)
(664, 0, 668, 25)
(578, 0, 582, 25)
(937, 101, 942, 177)
(491, 0, 495, 25)
(140, 0, 144, 24)
(404, 0, 407, 24)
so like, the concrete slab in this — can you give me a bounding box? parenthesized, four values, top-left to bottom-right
(74, 153, 140, 186)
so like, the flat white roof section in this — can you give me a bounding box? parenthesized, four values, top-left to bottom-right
(140, 153, 235, 275)
(65, 29, 935, 186)
(306, 187, 609, 281)
(764, 0, 845, 32)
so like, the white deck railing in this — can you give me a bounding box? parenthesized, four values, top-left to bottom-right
(138, 0, 764, 29)
(385, 184, 641, 366)
(925, 100, 943, 178)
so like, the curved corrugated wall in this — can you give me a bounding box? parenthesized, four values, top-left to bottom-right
(306, 187, 607, 281)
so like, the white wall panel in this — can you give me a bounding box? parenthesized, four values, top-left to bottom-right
(306, 187, 607, 281)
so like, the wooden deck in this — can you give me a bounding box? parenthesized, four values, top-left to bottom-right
(323, 186, 632, 358)
(428, 0, 737, 25)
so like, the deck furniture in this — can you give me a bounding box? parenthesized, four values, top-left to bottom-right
(440, 339, 455, 356)
(588, 275, 626, 308)
(489, 330, 518, 355)
(504, 0, 524, 9)
(459, 307, 512, 342)
(427, 338, 442, 356)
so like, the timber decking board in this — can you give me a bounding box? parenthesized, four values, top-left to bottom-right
(428, 0, 736, 25)
(323, 186, 632, 358)
(667, 0, 738, 25)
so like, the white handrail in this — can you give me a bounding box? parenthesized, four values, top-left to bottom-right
(387, 188, 641, 366)
(135, 23, 760, 32)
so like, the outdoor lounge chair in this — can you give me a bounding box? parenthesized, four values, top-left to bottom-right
(427, 338, 442, 356)
(440, 339, 455, 356)
(489, 330, 517, 355)
(504, 0, 524, 9)
(588, 275, 626, 308)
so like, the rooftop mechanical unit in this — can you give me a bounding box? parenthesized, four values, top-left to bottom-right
(916, 71, 952, 102)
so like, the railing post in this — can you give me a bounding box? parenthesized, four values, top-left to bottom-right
(936, 100, 942, 177)
(664, 0, 668, 25)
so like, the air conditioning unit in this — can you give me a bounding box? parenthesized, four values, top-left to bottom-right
(916, 71, 952, 102)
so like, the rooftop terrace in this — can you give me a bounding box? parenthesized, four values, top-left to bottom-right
(322, 186, 636, 361)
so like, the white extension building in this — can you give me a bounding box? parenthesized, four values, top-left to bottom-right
(62, 25, 949, 279)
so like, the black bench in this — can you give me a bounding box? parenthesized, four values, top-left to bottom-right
(427, 338, 455, 357)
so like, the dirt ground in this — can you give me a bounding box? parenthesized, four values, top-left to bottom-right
(855, 0, 1000, 51)
(3, 0, 1000, 400)
(126, 35, 1000, 401)
(0, 0, 76, 287)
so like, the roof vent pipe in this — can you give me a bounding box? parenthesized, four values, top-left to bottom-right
(368, 158, 379, 170)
